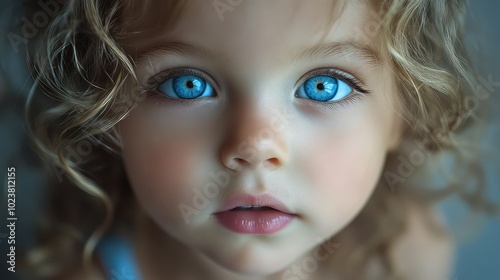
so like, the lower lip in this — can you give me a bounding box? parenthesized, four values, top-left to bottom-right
(214, 209, 295, 234)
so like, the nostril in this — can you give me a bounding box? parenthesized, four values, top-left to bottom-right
(234, 158, 246, 165)
(267, 157, 280, 166)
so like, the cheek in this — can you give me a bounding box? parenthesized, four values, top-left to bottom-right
(120, 119, 205, 223)
(308, 131, 384, 192)
(142, 141, 197, 190)
(300, 119, 387, 232)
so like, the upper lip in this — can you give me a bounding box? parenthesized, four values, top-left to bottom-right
(215, 193, 296, 215)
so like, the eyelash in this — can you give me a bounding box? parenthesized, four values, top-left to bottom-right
(141, 68, 371, 109)
(296, 68, 370, 110)
(140, 68, 213, 108)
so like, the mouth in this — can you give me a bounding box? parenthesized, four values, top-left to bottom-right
(229, 206, 276, 211)
(213, 194, 297, 235)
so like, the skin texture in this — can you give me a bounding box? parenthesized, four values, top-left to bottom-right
(117, 0, 411, 279)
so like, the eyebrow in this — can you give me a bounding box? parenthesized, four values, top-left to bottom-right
(288, 41, 382, 66)
(132, 40, 381, 67)
(133, 41, 224, 66)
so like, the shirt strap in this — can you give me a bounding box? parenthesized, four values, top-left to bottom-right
(97, 233, 142, 280)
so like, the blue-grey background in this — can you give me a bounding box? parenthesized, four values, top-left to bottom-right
(0, 0, 499, 279)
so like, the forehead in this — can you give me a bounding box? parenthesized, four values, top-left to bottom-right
(121, 0, 384, 60)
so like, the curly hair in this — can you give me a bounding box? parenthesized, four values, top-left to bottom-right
(24, 0, 495, 279)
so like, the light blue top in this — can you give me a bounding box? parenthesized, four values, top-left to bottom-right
(97, 234, 142, 280)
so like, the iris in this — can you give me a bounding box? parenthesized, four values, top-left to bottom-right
(157, 74, 214, 99)
(297, 75, 352, 102)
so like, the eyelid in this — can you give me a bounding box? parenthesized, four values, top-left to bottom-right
(299, 93, 364, 112)
(296, 68, 371, 94)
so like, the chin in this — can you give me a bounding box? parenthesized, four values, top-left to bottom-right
(202, 244, 297, 277)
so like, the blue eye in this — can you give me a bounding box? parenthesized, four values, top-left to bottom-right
(296, 75, 352, 102)
(157, 74, 215, 99)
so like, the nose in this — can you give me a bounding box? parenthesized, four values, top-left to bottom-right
(219, 104, 289, 172)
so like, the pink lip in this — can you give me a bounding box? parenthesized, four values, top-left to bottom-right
(213, 194, 297, 234)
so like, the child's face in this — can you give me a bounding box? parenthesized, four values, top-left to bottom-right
(119, 0, 402, 276)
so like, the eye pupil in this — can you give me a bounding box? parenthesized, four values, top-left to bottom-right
(186, 80, 194, 88)
(316, 83, 325, 91)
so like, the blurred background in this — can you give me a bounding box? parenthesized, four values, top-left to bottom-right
(0, 0, 499, 279)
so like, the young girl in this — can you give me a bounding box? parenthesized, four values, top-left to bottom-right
(24, 0, 492, 279)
